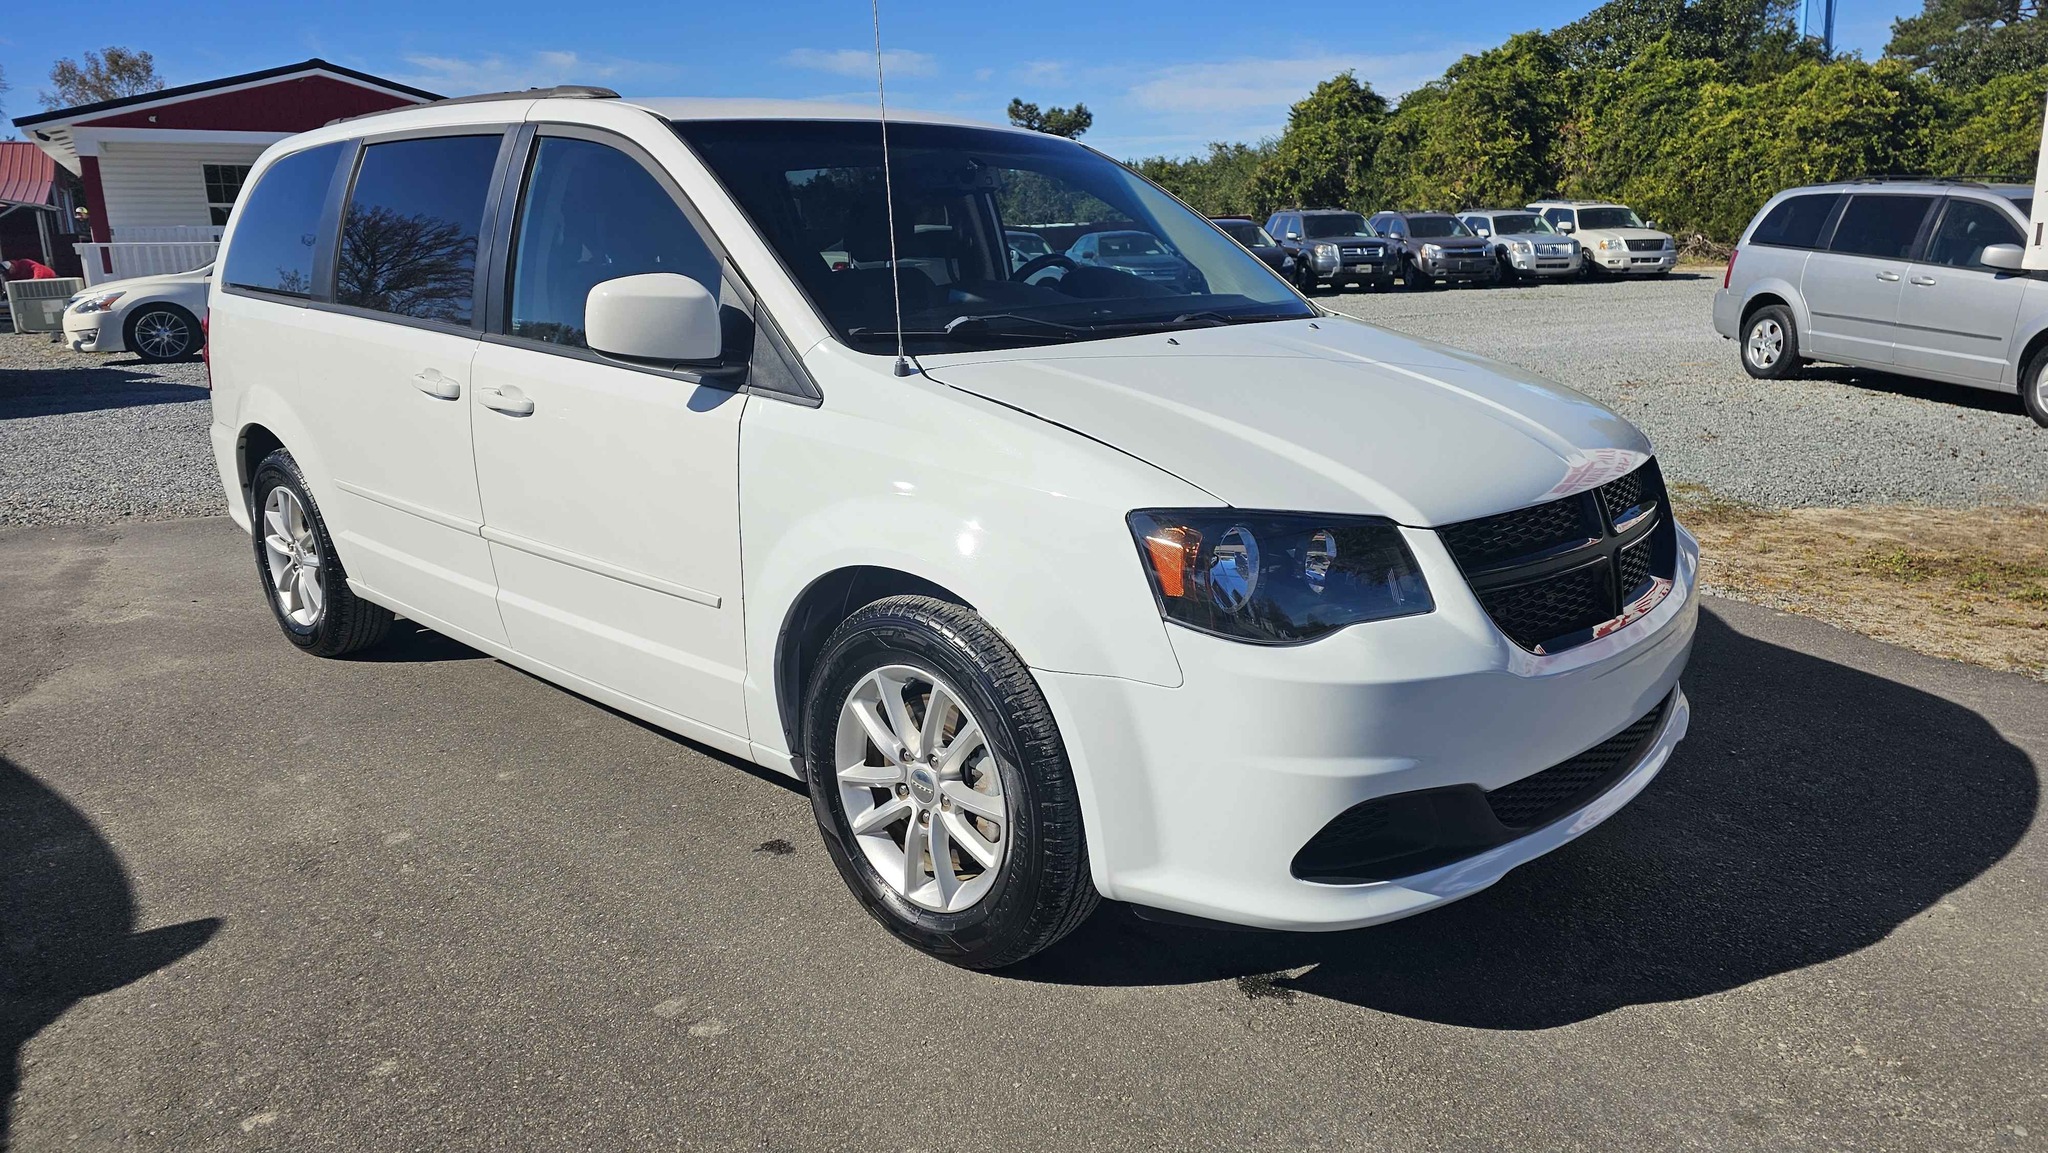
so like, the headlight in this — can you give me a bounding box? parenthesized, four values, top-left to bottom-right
(72, 291, 125, 314)
(1312, 243, 1338, 260)
(1422, 243, 1442, 256)
(1508, 240, 1534, 254)
(1128, 510, 1432, 644)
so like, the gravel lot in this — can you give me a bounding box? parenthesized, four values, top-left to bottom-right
(5, 273, 2044, 529)
(0, 330, 220, 527)
(1328, 271, 2048, 508)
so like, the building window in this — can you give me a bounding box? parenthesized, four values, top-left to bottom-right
(203, 163, 253, 226)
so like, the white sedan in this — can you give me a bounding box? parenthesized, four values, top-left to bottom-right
(64, 264, 210, 362)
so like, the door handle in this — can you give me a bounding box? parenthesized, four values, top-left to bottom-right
(1876, 271, 1901, 282)
(479, 386, 534, 417)
(1909, 275, 1937, 286)
(412, 370, 461, 400)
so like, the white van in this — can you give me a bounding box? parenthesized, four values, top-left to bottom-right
(207, 88, 1698, 967)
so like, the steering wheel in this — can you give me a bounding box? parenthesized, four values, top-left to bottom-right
(1013, 253, 1076, 283)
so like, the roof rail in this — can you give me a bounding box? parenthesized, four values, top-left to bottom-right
(1845, 174, 2030, 187)
(326, 84, 620, 126)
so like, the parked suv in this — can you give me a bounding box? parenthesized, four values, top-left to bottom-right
(1458, 210, 1583, 282)
(1263, 208, 1395, 292)
(1369, 211, 1497, 289)
(1211, 216, 1291, 276)
(1713, 179, 2046, 427)
(208, 89, 1697, 968)
(1526, 200, 1674, 275)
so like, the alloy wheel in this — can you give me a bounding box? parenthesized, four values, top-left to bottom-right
(834, 664, 1008, 913)
(262, 486, 325, 628)
(134, 310, 191, 359)
(1746, 318, 1784, 370)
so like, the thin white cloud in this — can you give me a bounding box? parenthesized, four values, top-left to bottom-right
(1128, 50, 1475, 116)
(391, 50, 680, 95)
(783, 48, 937, 78)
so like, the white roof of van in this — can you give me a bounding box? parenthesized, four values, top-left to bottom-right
(626, 97, 1013, 133)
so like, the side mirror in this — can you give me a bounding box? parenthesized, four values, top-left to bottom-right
(1475, 227, 1492, 238)
(585, 273, 721, 363)
(1981, 243, 2024, 271)
(1285, 231, 1300, 241)
(1556, 221, 1575, 234)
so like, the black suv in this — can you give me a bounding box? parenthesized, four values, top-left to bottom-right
(1368, 211, 1497, 290)
(1263, 208, 1397, 293)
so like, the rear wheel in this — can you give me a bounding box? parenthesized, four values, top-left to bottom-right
(1741, 305, 1802, 380)
(2023, 348, 2048, 429)
(804, 596, 1097, 969)
(250, 449, 392, 656)
(125, 304, 199, 362)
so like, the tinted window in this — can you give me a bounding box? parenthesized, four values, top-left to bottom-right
(1750, 193, 1840, 249)
(1924, 198, 2024, 269)
(336, 134, 502, 324)
(2009, 196, 2033, 218)
(1543, 208, 1574, 228)
(1826, 195, 1935, 259)
(1301, 213, 1372, 239)
(1406, 215, 1472, 238)
(508, 136, 721, 349)
(221, 142, 344, 296)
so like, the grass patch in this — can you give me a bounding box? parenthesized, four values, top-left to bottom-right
(1673, 491, 2048, 681)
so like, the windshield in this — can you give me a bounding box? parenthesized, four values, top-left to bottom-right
(1216, 220, 1274, 247)
(1578, 206, 1647, 230)
(1486, 213, 1552, 235)
(674, 119, 1311, 352)
(1406, 215, 1473, 238)
(1301, 213, 1374, 239)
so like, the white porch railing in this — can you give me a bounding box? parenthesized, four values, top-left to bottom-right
(76, 226, 223, 286)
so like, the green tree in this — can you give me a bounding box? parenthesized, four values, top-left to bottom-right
(1007, 99, 1093, 138)
(1131, 141, 1275, 217)
(42, 47, 163, 109)
(1887, 0, 2048, 87)
(1930, 63, 2048, 175)
(1366, 33, 1571, 211)
(1250, 72, 1388, 210)
(1559, 39, 1729, 209)
(1555, 0, 1814, 77)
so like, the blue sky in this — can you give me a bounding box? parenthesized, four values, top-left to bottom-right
(1, 0, 1923, 157)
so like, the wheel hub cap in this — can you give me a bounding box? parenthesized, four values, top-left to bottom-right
(262, 486, 325, 628)
(834, 665, 1009, 913)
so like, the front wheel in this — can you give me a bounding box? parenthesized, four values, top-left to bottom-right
(1741, 305, 1802, 380)
(125, 304, 200, 362)
(2023, 348, 2048, 429)
(1403, 261, 1434, 291)
(804, 596, 1098, 969)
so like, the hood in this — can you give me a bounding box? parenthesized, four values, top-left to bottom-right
(81, 265, 212, 297)
(1574, 227, 1669, 244)
(920, 316, 1649, 526)
(1496, 231, 1576, 246)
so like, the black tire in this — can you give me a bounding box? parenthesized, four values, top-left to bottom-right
(803, 595, 1098, 969)
(250, 449, 392, 657)
(1374, 271, 1397, 292)
(1403, 260, 1434, 291)
(1740, 304, 1802, 381)
(2023, 347, 2048, 429)
(124, 303, 200, 363)
(1293, 263, 1320, 296)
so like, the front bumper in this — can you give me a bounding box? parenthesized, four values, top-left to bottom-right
(1417, 253, 1497, 281)
(1505, 248, 1583, 277)
(1038, 522, 1700, 931)
(62, 312, 116, 353)
(1595, 248, 1675, 272)
(1309, 254, 1393, 281)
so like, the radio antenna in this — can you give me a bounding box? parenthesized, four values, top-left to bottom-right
(871, 0, 912, 377)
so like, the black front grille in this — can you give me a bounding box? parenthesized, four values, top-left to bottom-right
(1625, 238, 1665, 252)
(1439, 459, 1677, 654)
(1486, 695, 1670, 828)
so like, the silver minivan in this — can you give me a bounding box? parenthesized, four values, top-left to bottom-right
(1712, 179, 2048, 428)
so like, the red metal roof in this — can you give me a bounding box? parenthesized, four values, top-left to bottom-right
(0, 142, 56, 208)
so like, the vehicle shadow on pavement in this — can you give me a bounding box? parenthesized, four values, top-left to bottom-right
(0, 756, 220, 1150)
(1017, 607, 2039, 1028)
(1803, 365, 2028, 419)
(0, 360, 206, 420)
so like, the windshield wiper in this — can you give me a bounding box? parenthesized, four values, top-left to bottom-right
(848, 313, 1088, 345)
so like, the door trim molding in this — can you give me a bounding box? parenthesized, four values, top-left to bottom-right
(332, 478, 483, 535)
(480, 525, 722, 608)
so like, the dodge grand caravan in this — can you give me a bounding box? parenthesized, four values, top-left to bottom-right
(1713, 179, 2047, 428)
(208, 88, 1699, 968)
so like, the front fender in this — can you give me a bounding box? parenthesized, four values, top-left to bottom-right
(737, 343, 1216, 760)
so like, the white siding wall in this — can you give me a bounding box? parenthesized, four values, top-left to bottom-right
(97, 140, 270, 237)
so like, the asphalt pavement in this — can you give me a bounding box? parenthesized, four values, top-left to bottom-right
(3, 517, 2044, 1151)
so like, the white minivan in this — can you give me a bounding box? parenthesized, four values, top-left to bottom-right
(207, 88, 1698, 968)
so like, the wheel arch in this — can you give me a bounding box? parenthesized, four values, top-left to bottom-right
(121, 297, 203, 353)
(2015, 323, 2048, 391)
(773, 565, 973, 775)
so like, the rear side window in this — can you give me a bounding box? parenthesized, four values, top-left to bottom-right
(506, 136, 722, 350)
(335, 134, 502, 325)
(1826, 195, 1935, 259)
(1924, 199, 2024, 269)
(221, 142, 344, 297)
(1749, 193, 1840, 249)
